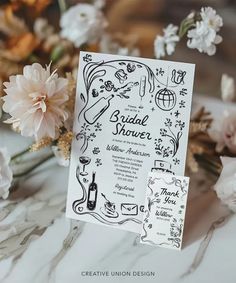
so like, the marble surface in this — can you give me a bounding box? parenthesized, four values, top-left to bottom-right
(0, 96, 236, 283)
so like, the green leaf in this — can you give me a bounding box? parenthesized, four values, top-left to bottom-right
(178, 17, 195, 38)
(50, 45, 65, 63)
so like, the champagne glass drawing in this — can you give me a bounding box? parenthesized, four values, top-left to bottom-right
(139, 75, 146, 109)
(79, 156, 91, 176)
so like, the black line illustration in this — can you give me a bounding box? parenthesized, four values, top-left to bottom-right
(156, 67, 164, 76)
(158, 118, 183, 157)
(104, 80, 114, 91)
(121, 203, 138, 216)
(114, 82, 138, 99)
(159, 218, 183, 248)
(100, 193, 119, 218)
(141, 175, 187, 248)
(87, 172, 98, 210)
(171, 69, 186, 85)
(170, 218, 183, 238)
(155, 88, 176, 111)
(92, 89, 99, 97)
(175, 120, 185, 131)
(83, 53, 92, 62)
(78, 58, 159, 122)
(94, 122, 102, 131)
(140, 205, 144, 212)
(72, 165, 88, 213)
(76, 123, 96, 153)
(92, 147, 100, 155)
(173, 158, 180, 165)
(72, 166, 141, 226)
(154, 138, 173, 158)
(139, 75, 146, 109)
(84, 94, 114, 125)
(115, 69, 128, 84)
(79, 156, 91, 176)
(127, 62, 136, 73)
(179, 100, 186, 108)
(174, 110, 180, 118)
(95, 158, 102, 167)
(147, 192, 161, 211)
(180, 88, 187, 96)
(151, 159, 173, 174)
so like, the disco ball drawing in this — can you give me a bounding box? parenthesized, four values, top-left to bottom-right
(155, 88, 176, 111)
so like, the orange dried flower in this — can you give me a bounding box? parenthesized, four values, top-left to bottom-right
(1, 32, 39, 61)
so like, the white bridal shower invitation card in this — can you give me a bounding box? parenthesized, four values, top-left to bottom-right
(66, 52, 195, 233)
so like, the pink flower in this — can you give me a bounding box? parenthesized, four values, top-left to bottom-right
(2, 63, 68, 140)
(209, 111, 236, 154)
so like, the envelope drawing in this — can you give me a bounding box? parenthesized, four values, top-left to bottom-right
(121, 203, 138, 216)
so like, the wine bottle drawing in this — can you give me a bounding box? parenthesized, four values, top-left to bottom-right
(139, 75, 146, 109)
(84, 94, 114, 124)
(87, 172, 98, 210)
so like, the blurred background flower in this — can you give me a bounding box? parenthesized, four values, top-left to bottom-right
(60, 2, 108, 47)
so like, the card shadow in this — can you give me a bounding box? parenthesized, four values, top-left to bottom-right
(182, 189, 230, 249)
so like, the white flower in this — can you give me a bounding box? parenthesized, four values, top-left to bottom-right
(221, 74, 235, 102)
(34, 18, 54, 40)
(187, 7, 223, 56)
(0, 147, 13, 199)
(209, 110, 236, 154)
(200, 7, 223, 32)
(2, 63, 68, 140)
(51, 146, 69, 167)
(60, 3, 107, 48)
(214, 157, 236, 213)
(154, 24, 179, 59)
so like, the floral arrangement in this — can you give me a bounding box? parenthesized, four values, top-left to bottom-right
(0, 1, 235, 215)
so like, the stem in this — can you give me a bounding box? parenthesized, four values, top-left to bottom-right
(58, 0, 67, 14)
(13, 153, 54, 178)
(11, 148, 30, 161)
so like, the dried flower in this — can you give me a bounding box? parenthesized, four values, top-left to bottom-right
(0, 147, 13, 199)
(154, 24, 179, 58)
(57, 131, 73, 160)
(0, 32, 39, 62)
(30, 137, 53, 152)
(187, 7, 223, 56)
(34, 18, 54, 40)
(187, 143, 204, 172)
(0, 6, 28, 37)
(2, 63, 69, 140)
(221, 74, 235, 102)
(60, 3, 107, 48)
(214, 157, 236, 213)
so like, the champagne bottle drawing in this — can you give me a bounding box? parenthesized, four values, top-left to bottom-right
(84, 94, 114, 124)
(87, 172, 98, 210)
(139, 75, 146, 109)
